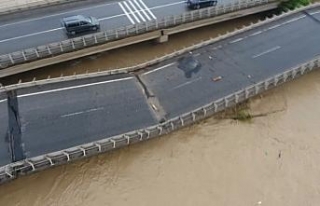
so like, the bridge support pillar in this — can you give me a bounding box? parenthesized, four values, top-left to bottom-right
(156, 30, 169, 43)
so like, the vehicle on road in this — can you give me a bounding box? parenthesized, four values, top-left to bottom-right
(61, 15, 100, 36)
(187, 0, 218, 9)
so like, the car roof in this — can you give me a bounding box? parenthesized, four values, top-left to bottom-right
(63, 15, 87, 23)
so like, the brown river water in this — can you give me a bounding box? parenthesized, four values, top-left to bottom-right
(1, 9, 320, 206)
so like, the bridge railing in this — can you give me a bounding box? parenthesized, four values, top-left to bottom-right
(1, 54, 319, 184)
(0, 0, 274, 69)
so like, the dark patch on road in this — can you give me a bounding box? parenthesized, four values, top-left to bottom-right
(177, 55, 201, 78)
(7, 90, 25, 162)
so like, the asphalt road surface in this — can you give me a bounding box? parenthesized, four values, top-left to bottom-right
(0, 0, 238, 55)
(14, 74, 157, 158)
(140, 8, 320, 118)
(0, 7, 320, 166)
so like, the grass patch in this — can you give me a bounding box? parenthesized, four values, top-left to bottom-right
(279, 0, 311, 11)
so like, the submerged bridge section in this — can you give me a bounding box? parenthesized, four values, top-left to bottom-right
(0, 4, 320, 184)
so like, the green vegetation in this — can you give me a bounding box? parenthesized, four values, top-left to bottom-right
(232, 109, 252, 121)
(279, 0, 310, 11)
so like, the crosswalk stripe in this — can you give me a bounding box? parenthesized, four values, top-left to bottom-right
(138, 0, 157, 20)
(133, 0, 151, 21)
(128, 0, 146, 22)
(123, 1, 140, 23)
(118, 2, 135, 24)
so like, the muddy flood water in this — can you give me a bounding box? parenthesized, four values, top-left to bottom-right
(1, 11, 320, 206)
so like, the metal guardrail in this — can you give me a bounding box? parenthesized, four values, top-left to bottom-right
(0, 54, 319, 184)
(0, 0, 274, 70)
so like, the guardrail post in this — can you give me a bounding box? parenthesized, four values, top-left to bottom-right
(138, 131, 143, 140)
(104, 32, 109, 41)
(25, 160, 35, 171)
(62, 151, 70, 161)
(46, 156, 54, 166)
(157, 126, 163, 135)
(124, 134, 130, 144)
(71, 39, 75, 49)
(171, 122, 175, 130)
(80, 147, 86, 156)
(9, 54, 14, 64)
(274, 76, 278, 86)
(94, 35, 98, 44)
(146, 130, 150, 139)
(235, 93, 239, 103)
(115, 30, 119, 39)
(292, 69, 297, 78)
(264, 81, 269, 90)
(192, 112, 196, 121)
(59, 43, 64, 52)
(95, 143, 102, 152)
(34, 48, 40, 58)
(47, 46, 52, 55)
(224, 97, 229, 107)
(214, 102, 218, 112)
(245, 88, 249, 98)
(110, 139, 116, 148)
(180, 116, 184, 126)
(255, 85, 259, 94)
(202, 107, 207, 116)
(22, 51, 27, 61)
(82, 37, 86, 47)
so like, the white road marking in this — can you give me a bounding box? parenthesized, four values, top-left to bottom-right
(250, 30, 262, 36)
(123, 1, 141, 23)
(61, 107, 104, 118)
(283, 15, 306, 24)
(310, 10, 320, 15)
(0, 99, 7, 103)
(267, 24, 280, 30)
(133, 0, 151, 21)
(118, 2, 135, 24)
(18, 77, 133, 98)
(171, 77, 202, 90)
(252, 46, 281, 59)
(229, 37, 243, 44)
(138, 0, 157, 20)
(142, 63, 175, 75)
(0, 27, 63, 43)
(128, 0, 146, 22)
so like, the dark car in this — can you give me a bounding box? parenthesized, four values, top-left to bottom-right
(187, 0, 218, 9)
(61, 15, 100, 36)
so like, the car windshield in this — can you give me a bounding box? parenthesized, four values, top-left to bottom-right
(85, 17, 92, 23)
